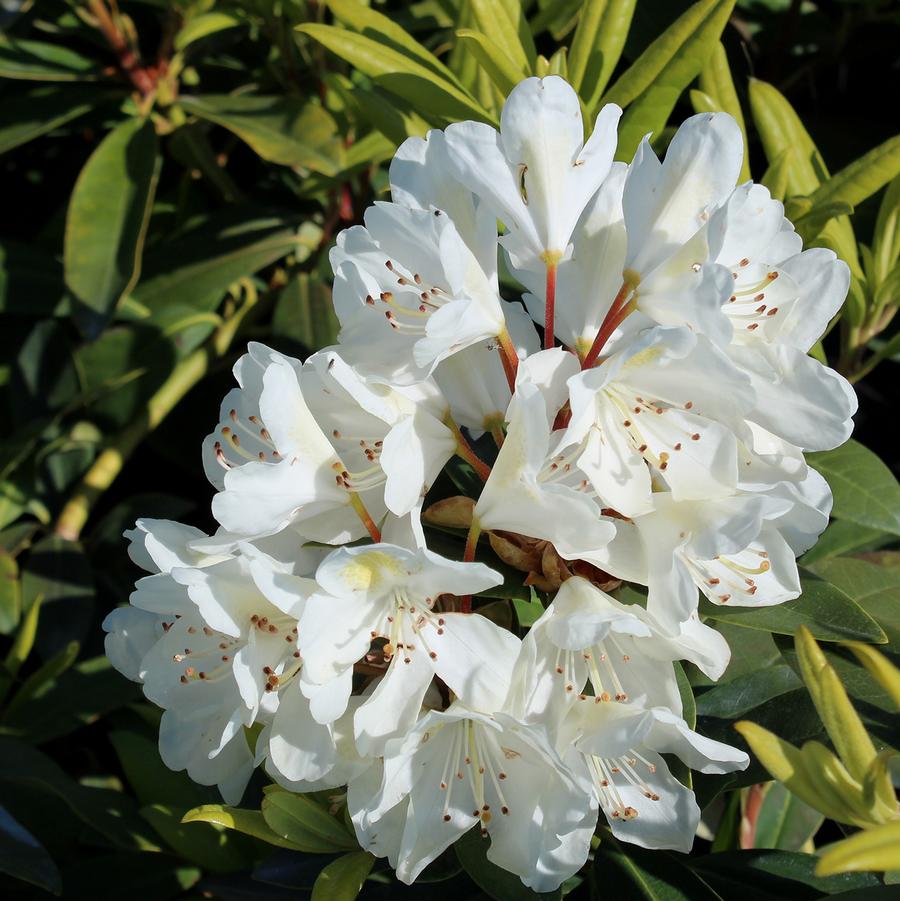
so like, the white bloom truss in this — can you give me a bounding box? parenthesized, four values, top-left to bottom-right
(107, 76, 856, 891)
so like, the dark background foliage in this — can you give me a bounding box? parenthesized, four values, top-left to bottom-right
(0, 1, 898, 899)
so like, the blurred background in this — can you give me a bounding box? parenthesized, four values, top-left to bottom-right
(0, 1, 898, 899)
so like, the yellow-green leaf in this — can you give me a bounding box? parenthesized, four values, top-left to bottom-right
(569, 0, 637, 109)
(182, 804, 309, 851)
(261, 792, 358, 853)
(873, 175, 900, 284)
(810, 135, 900, 214)
(175, 12, 242, 51)
(455, 29, 522, 97)
(0, 550, 20, 634)
(816, 821, 900, 876)
(297, 24, 494, 126)
(471, 0, 532, 77)
(843, 642, 900, 709)
(698, 41, 750, 182)
(311, 851, 375, 901)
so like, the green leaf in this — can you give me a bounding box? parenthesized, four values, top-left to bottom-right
(700, 575, 886, 644)
(0, 84, 112, 155)
(808, 440, 900, 536)
(817, 822, 900, 876)
(697, 41, 750, 182)
(872, 175, 900, 284)
(326, 0, 464, 86)
(455, 29, 522, 97)
(0, 549, 20, 634)
(261, 791, 358, 853)
(179, 95, 343, 173)
(512, 586, 545, 628)
(311, 851, 375, 901)
(2, 639, 80, 724)
(174, 12, 242, 51)
(568, 0, 637, 109)
(182, 804, 310, 851)
(760, 147, 794, 202)
(0, 35, 100, 82)
(695, 665, 801, 718)
(609, 0, 736, 161)
(690, 849, 880, 898)
(0, 804, 61, 895)
(455, 825, 562, 900)
(64, 117, 160, 328)
(471, 0, 533, 77)
(0, 736, 159, 851)
(810, 135, 900, 215)
(794, 201, 855, 244)
(273, 270, 339, 354)
(752, 782, 824, 852)
(297, 24, 495, 126)
(132, 212, 313, 313)
(799, 520, 892, 567)
(593, 833, 723, 899)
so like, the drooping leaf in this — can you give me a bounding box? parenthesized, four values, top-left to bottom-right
(64, 117, 160, 330)
(0, 35, 100, 81)
(297, 23, 495, 126)
(808, 440, 900, 536)
(174, 12, 242, 51)
(311, 851, 375, 901)
(0, 83, 114, 155)
(0, 804, 61, 895)
(183, 804, 310, 851)
(179, 95, 344, 173)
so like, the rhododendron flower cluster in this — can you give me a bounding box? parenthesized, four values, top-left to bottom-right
(105, 77, 855, 891)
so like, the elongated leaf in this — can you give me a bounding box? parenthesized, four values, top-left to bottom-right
(810, 135, 900, 213)
(174, 12, 242, 51)
(183, 804, 310, 851)
(611, 0, 735, 160)
(690, 849, 880, 897)
(760, 147, 794, 202)
(327, 0, 464, 86)
(695, 665, 802, 718)
(594, 834, 723, 900)
(64, 117, 160, 328)
(700, 575, 886, 644)
(132, 212, 314, 312)
(0, 84, 111, 155)
(297, 24, 495, 126)
(799, 520, 892, 567)
(873, 175, 900, 283)
(0, 804, 61, 894)
(261, 792, 357, 853)
(808, 440, 900, 536)
(816, 821, 900, 876)
(568, 0, 637, 107)
(311, 851, 375, 901)
(471, 0, 532, 77)
(456, 825, 562, 900)
(179, 95, 342, 173)
(697, 41, 750, 182)
(455, 29, 522, 97)
(751, 782, 824, 852)
(272, 271, 338, 354)
(0, 35, 99, 82)
(0, 550, 20, 634)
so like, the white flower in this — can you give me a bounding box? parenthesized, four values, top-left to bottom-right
(330, 202, 507, 384)
(505, 576, 731, 732)
(297, 543, 517, 755)
(205, 344, 456, 542)
(445, 76, 621, 274)
(566, 701, 748, 852)
(357, 704, 595, 891)
(474, 379, 616, 563)
(559, 326, 755, 518)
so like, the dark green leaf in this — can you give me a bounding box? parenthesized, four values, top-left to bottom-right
(752, 782, 824, 852)
(272, 270, 338, 354)
(808, 440, 900, 536)
(64, 117, 161, 329)
(261, 790, 358, 853)
(0, 241, 69, 317)
(699, 574, 886, 644)
(0, 35, 100, 81)
(179, 95, 343, 173)
(695, 665, 801, 718)
(0, 803, 61, 894)
(456, 825, 562, 900)
(0, 549, 20, 634)
(311, 851, 375, 901)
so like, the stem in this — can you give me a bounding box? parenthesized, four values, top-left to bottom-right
(348, 492, 382, 542)
(54, 294, 262, 542)
(543, 258, 558, 350)
(460, 516, 482, 614)
(581, 281, 635, 370)
(444, 414, 491, 482)
(88, 0, 157, 98)
(496, 328, 519, 394)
